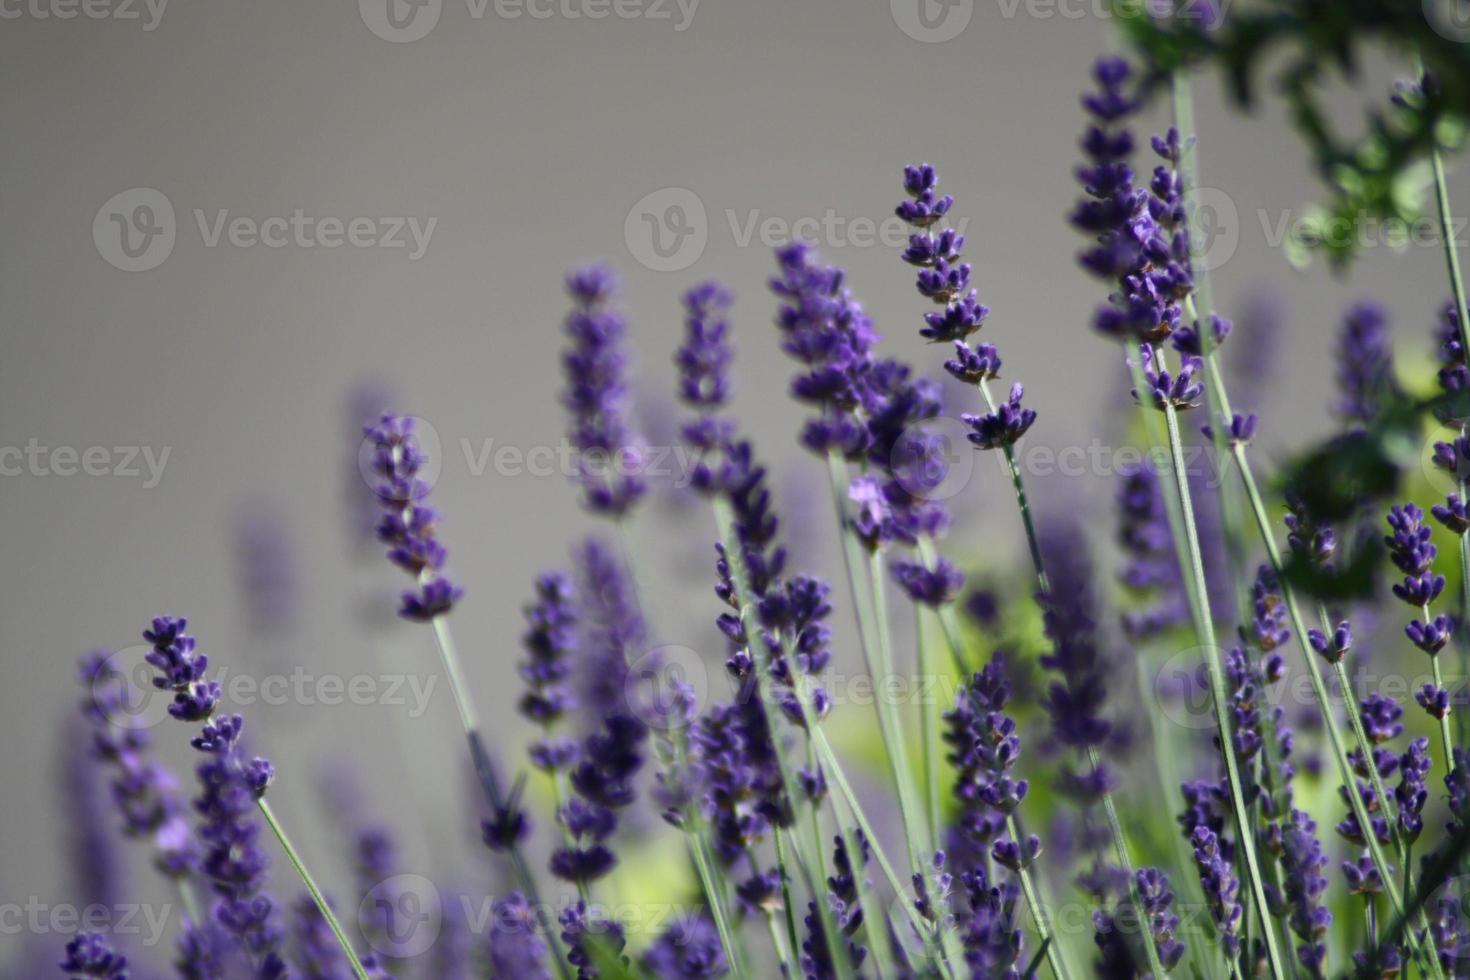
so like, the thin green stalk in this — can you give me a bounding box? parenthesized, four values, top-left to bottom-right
(771, 832, 805, 970)
(917, 535, 972, 675)
(1160, 395, 1286, 980)
(173, 877, 201, 932)
(1432, 654, 1457, 765)
(977, 379, 1050, 595)
(1230, 445, 1443, 976)
(1005, 813, 1070, 980)
(1091, 747, 1168, 980)
(427, 617, 572, 980)
(917, 609, 941, 848)
(869, 550, 931, 859)
(1425, 91, 1470, 750)
(688, 834, 744, 976)
(258, 798, 371, 980)
(807, 724, 927, 936)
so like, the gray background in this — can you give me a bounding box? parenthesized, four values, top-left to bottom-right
(0, 0, 1462, 966)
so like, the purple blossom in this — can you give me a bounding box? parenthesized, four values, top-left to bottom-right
(519, 571, 580, 768)
(962, 382, 1036, 450)
(1385, 502, 1445, 608)
(675, 281, 736, 457)
(143, 618, 288, 977)
(1133, 347, 1204, 411)
(643, 915, 729, 979)
(364, 415, 464, 622)
(489, 892, 552, 980)
(1136, 867, 1186, 970)
(1335, 300, 1395, 426)
(562, 263, 647, 516)
(77, 652, 195, 878)
(1396, 736, 1431, 841)
(1276, 808, 1332, 975)
(59, 933, 128, 979)
(890, 556, 963, 606)
(1038, 524, 1113, 767)
(1116, 460, 1187, 638)
(1189, 826, 1241, 959)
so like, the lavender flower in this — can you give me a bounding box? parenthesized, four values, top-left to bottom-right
(643, 916, 729, 979)
(1385, 502, 1445, 608)
(575, 536, 646, 726)
(958, 867, 1022, 976)
(1116, 460, 1187, 639)
(489, 892, 553, 980)
(1189, 826, 1242, 959)
(768, 242, 877, 459)
(1136, 867, 1186, 970)
(1396, 736, 1431, 841)
(1336, 300, 1395, 426)
(552, 714, 647, 885)
(945, 654, 1037, 864)
(520, 571, 580, 771)
(78, 652, 195, 877)
(560, 902, 626, 980)
(1133, 347, 1204, 411)
(364, 415, 463, 621)
(59, 933, 127, 979)
(1037, 525, 1113, 779)
(143, 617, 288, 977)
(1276, 808, 1332, 976)
(963, 382, 1036, 450)
(562, 263, 647, 516)
(675, 281, 736, 455)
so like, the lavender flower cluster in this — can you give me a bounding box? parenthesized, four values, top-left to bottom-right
(48, 32, 1470, 980)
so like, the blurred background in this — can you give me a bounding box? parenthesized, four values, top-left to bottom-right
(1, 0, 1464, 972)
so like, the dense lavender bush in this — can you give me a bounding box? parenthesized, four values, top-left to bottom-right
(48, 13, 1470, 980)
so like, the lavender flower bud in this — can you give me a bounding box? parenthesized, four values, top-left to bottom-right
(59, 932, 128, 979)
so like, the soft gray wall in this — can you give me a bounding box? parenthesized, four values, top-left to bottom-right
(0, 0, 1462, 967)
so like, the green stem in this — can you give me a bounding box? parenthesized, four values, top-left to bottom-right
(1160, 396, 1285, 980)
(258, 798, 371, 980)
(1005, 813, 1070, 980)
(977, 379, 1050, 596)
(1091, 747, 1168, 980)
(917, 535, 972, 675)
(1432, 654, 1457, 766)
(869, 550, 931, 859)
(917, 609, 941, 848)
(428, 616, 571, 980)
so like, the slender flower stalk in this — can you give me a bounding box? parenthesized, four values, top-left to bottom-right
(362, 415, 568, 979)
